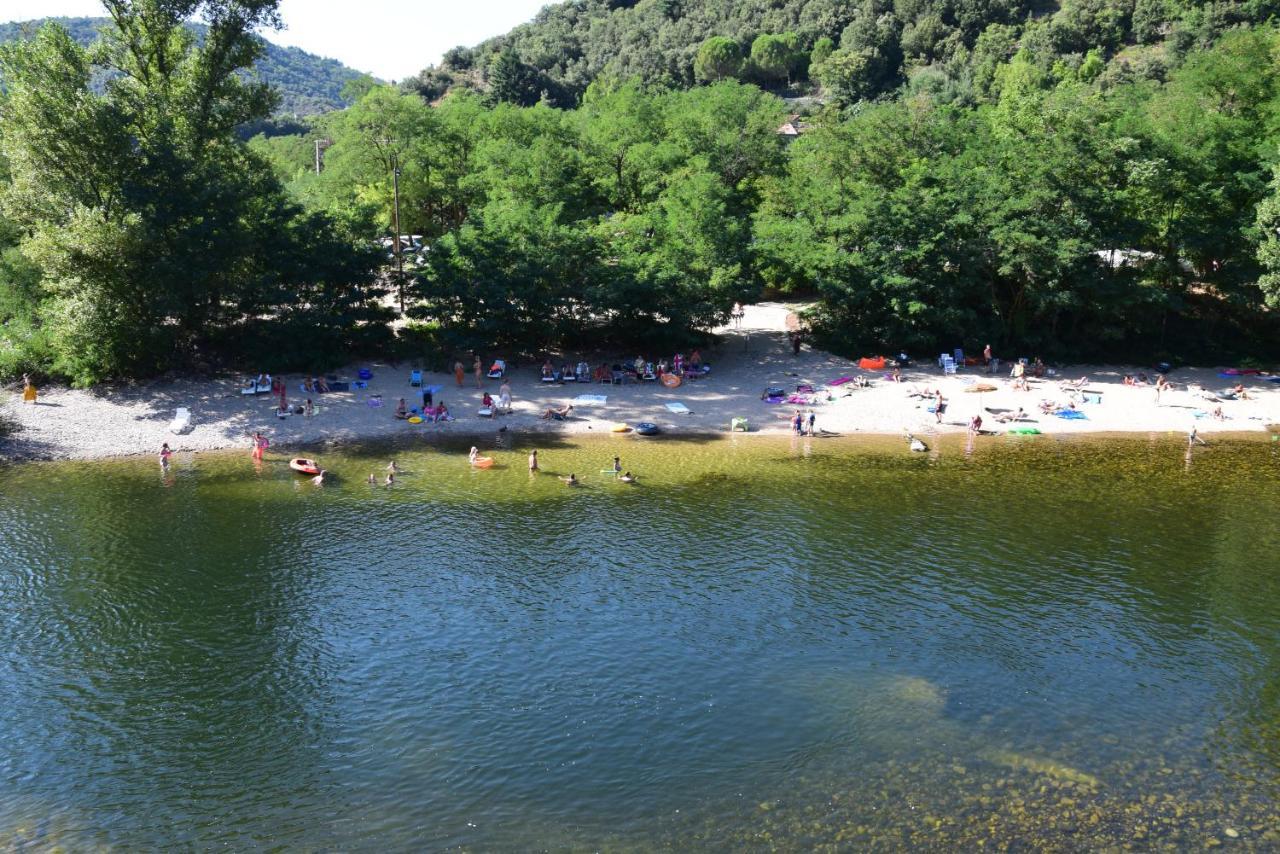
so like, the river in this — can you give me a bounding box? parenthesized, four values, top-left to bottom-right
(1, 434, 1278, 849)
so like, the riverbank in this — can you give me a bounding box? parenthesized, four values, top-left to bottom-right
(3, 303, 1279, 461)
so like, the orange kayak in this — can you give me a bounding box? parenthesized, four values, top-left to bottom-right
(289, 458, 321, 475)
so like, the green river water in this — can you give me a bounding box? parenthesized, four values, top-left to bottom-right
(1, 433, 1278, 850)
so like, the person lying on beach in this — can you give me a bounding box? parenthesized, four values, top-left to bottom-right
(1038, 399, 1059, 414)
(394, 398, 408, 419)
(1061, 376, 1089, 390)
(560, 473, 579, 486)
(992, 407, 1028, 423)
(541, 404, 574, 420)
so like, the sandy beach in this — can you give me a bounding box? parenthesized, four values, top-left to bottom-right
(3, 303, 1278, 461)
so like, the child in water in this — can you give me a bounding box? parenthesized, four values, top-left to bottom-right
(159, 443, 173, 466)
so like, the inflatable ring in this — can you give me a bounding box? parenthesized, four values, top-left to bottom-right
(408, 416, 423, 424)
(471, 456, 494, 468)
(660, 373, 682, 388)
(611, 423, 631, 433)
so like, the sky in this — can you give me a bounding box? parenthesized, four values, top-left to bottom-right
(0, 0, 553, 80)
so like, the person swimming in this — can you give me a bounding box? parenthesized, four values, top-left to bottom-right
(312, 469, 327, 485)
(385, 471, 395, 486)
(560, 473, 579, 486)
(619, 471, 636, 483)
(368, 473, 376, 484)
(387, 461, 399, 473)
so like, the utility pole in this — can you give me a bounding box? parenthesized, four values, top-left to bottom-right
(391, 151, 404, 312)
(313, 138, 331, 174)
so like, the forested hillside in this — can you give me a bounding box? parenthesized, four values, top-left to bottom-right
(0, 17, 371, 116)
(404, 0, 1279, 109)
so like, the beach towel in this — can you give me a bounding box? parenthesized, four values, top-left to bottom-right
(1054, 409, 1087, 420)
(829, 377, 854, 386)
(572, 394, 608, 407)
(764, 396, 785, 404)
(665, 402, 691, 414)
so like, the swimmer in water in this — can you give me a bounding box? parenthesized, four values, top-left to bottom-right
(368, 473, 376, 484)
(619, 471, 636, 483)
(312, 469, 327, 485)
(529, 449, 539, 472)
(612, 455, 621, 473)
(560, 473, 579, 486)
(387, 461, 399, 473)
(385, 471, 395, 486)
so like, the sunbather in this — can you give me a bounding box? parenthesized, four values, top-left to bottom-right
(316, 376, 330, 393)
(394, 398, 408, 419)
(542, 403, 574, 420)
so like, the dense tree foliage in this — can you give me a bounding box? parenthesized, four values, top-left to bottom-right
(403, 0, 1280, 110)
(0, 16, 373, 116)
(0, 3, 388, 384)
(6, 0, 1280, 384)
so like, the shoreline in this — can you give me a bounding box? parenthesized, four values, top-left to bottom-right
(3, 304, 1278, 463)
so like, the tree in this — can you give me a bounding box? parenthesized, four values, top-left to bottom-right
(487, 47, 541, 106)
(0, 3, 383, 383)
(751, 34, 792, 85)
(694, 36, 741, 82)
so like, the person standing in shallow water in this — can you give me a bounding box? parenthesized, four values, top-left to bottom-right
(529, 449, 539, 472)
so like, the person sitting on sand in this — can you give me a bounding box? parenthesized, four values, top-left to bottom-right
(560, 473, 579, 486)
(968, 414, 983, 434)
(433, 402, 451, 423)
(542, 403, 574, 420)
(633, 355, 646, 375)
(1211, 406, 1227, 421)
(482, 392, 494, 410)
(305, 398, 314, 417)
(394, 398, 408, 420)
(1032, 357, 1045, 378)
(317, 376, 331, 393)
(892, 366, 902, 383)
(619, 471, 636, 483)
(1232, 383, 1251, 400)
(304, 376, 315, 393)
(541, 359, 554, 379)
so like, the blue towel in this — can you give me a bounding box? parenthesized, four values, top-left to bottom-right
(1054, 409, 1087, 420)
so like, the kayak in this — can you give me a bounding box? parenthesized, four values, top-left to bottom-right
(290, 458, 321, 475)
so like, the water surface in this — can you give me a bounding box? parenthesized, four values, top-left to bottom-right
(1, 434, 1278, 849)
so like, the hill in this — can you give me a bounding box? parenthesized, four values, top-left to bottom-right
(401, 0, 1273, 108)
(0, 16, 371, 116)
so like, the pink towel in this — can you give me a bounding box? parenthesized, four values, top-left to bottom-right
(829, 377, 854, 386)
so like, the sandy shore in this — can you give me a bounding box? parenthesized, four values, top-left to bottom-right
(3, 303, 1278, 461)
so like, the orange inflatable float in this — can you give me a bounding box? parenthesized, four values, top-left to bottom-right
(660, 373, 682, 388)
